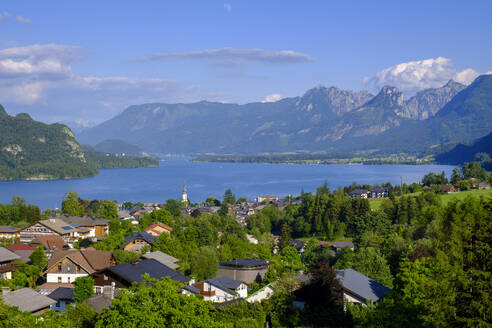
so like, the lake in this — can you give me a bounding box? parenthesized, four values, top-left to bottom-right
(0, 157, 454, 209)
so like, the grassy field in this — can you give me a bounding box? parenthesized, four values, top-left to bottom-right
(439, 188, 492, 205)
(368, 188, 492, 210)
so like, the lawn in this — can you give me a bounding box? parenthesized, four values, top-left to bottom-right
(439, 188, 492, 205)
(368, 188, 492, 210)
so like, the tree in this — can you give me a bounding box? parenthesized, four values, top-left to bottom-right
(190, 246, 219, 281)
(95, 277, 223, 328)
(93, 200, 118, 220)
(279, 223, 292, 250)
(62, 190, 86, 216)
(462, 161, 489, 181)
(450, 167, 463, 185)
(74, 276, 94, 303)
(164, 199, 183, 217)
(29, 246, 48, 270)
(296, 262, 348, 327)
(353, 247, 393, 288)
(223, 189, 236, 205)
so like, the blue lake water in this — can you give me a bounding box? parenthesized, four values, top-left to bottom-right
(0, 157, 454, 209)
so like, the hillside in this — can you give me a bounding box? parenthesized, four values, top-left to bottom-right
(435, 131, 492, 168)
(94, 139, 147, 157)
(0, 105, 97, 180)
(78, 75, 492, 155)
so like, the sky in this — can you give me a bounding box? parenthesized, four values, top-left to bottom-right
(0, 0, 491, 125)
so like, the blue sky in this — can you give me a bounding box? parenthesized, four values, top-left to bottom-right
(0, 0, 491, 124)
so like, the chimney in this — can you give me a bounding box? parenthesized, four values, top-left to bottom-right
(1, 286, 10, 295)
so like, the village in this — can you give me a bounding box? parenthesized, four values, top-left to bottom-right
(0, 184, 394, 316)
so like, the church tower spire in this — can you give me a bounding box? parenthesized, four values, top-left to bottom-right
(181, 184, 188, 205)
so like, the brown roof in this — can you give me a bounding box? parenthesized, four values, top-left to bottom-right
(6, 243, 35, 251)
(45, 249, 114, 275)
(145, 222, 173, 233)
(31, 235, 66, 251)
(37, 282, 74, 290)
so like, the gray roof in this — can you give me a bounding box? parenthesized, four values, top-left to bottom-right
(207, 276, 243, 292)
(85, 294, 112, 313)
(331, 241, 354, 249)
(142, 251, 179, 269)
(182, 285, 201, 294)
(109, 259, 189, 284)
(53, 214, 109, 227)
(0, 247, 21, 262)
(0, 225, 20, 233)
(9, 250, 33, 264)
(336, 268, 391, 302)
(37, 219, 82, 235)
(48, 287, 74, 301)
(123, 231, 157, 248)
(220, 258, 269, 268)
(2, 288, 56, 313)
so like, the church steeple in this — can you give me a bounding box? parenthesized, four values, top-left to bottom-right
(181, 184, 188, 204)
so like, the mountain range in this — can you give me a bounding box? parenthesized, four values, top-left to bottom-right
(77, 75, 492, 155)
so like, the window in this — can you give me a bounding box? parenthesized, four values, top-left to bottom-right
(104, 274, 108, 281)
(67, 277, 71, 283)
(58, 277, 62, 283)
(58, 263, 62, 271)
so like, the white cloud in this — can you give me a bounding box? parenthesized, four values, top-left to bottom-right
(261, 94, 282, 103)
(364, 57, 489, 96)
(0, 43, 220, 122)
(16, 15, 31, 23)
(224, 3, 232, 12)
(138, 47, 315, 66)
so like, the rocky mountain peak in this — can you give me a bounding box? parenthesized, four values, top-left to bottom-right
(298, 85, 373, 116)
(405, 80, 466, 120)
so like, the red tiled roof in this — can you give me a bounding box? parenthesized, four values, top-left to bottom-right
(6, 243, 35, 251)
(31, 235, 66, 251)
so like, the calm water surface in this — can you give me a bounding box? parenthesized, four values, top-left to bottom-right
(0, 157, 454, 209)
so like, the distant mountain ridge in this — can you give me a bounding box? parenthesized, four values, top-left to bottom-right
(78, 75, 492, 155)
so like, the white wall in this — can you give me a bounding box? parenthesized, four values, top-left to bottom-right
(47, 273, 87, 283)
(246, 285, 274, 303)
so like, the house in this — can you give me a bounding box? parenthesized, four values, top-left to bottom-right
(0, 225, 21, 239)
(44, 249, 115, 284)
(0, 247, 20, 280)
(479, 181, 491, 190)
(19, 218, 90, 243)
(369, 187, 389, 198)
(141, 251, 180, 269)
(291, 239, 306, 254)
(217, 259, 270, 284)
(329, 241, 355, 252)
(183, 276, 248, 303)
(257, 195, 279, 203)
(335, 268, 391, 306)
(123, 231, 156, 252)
(349, 189, 369, 198)
(50, 214, 110, 238)
(6, 243, 34, 263)
(91, 259, 189, 292)
(48, 287, 75, 311)
(1, 287, 56, 315)
(31, 235, 67, 252)
(144, 222, 173, 236)
(246, 283, 275, 303)
(440, 184, 457, 193)
(85, 285, 117, 313)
